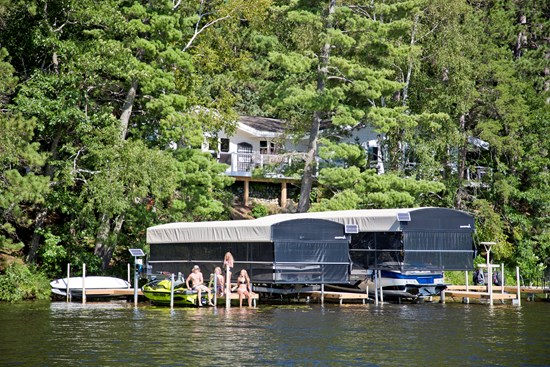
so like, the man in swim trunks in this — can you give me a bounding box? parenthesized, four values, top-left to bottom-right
(186, 265, 214, 306)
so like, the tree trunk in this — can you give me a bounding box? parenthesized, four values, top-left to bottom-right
(94, 213, 113, 270)
(297, 111, 323, 212)
(94, 213, 126, 269)
(401, 14, 419, 107)
(120, 79, 137, 140)
(26, 209, 47, 263)
(297, 0, 335, 213)
(455, 114, 468, 209)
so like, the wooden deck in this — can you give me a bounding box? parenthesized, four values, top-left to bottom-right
(79, 288, 258, 307)
(302, 291, 370, 305)
(442, 284, 550, 304)
(216, 292, 259, 307)
(442, 290, 517, 300)
(447, 285, 550, 295)
(83, 288, 143, 296)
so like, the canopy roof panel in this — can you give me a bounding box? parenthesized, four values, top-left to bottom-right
(147, 207, 472, 244)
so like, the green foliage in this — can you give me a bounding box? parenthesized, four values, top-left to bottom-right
(470, 199, 511, 260)
(251, 203, 269, 218)
(0, 114, 50, 255)
(169, 148, 235, 222)
(313, 167, 445, 211)
(0, 262, 50, 302)
(318, 140, 366, 169)
(37, 230, 66, 277)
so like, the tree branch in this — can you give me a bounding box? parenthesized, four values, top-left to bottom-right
(183, 14, 232, 52)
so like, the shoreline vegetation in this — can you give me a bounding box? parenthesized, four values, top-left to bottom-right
(0, 0, 548, 302)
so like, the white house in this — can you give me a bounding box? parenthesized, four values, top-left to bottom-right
(204, 116, 310, 177)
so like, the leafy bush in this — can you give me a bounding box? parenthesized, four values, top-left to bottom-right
(251, 203, 269, 218)
(0, 262, 51, 302)
(37, 230, 67, 277)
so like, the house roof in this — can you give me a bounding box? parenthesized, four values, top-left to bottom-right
(146, 207, 474, 244)
(238, 116, 286, 137)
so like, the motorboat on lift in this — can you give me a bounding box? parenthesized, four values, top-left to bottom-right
(362, 269, 445, 299)
(348, 262, 446, 301)
(50, 276, 131, 298)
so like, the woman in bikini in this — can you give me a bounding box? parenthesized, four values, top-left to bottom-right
(223, 251, 234, 294)
(236, 269, 253, 308)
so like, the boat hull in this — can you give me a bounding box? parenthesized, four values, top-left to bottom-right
(142, 289, 203, 306)
(360, 269, 446, 300)
(50, 276, 131, 298)
(142, 279, 209, 307)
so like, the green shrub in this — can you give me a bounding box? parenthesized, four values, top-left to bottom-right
(251, 203, 269, 218)
(444, 271, 469, 285)
(0, 262, 51, 302)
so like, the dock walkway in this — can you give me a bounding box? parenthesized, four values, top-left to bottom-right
(302, 291, 370, 305)
(441, 284, 550, 304)
(83, 288, 142, 296)
(79, 288, 258, 306)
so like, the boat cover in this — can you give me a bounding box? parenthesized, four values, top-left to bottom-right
(147, 208, 423, 244)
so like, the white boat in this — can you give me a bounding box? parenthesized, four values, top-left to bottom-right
(359, 268, 445, 301)
(50, 276, 131, 298)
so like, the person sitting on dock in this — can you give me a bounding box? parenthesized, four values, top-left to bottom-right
(473, 268, 485, 286)
(186, 265, 214, 306)
(493, 271, 502, 286)
(236, 269, 253, 308)
(213, 266, 225, 297)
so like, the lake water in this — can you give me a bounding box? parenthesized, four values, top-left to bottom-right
(1, 300, 549, 366)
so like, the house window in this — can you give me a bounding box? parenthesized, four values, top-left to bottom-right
(220, 138, 229, 153)
(237, 142, 253, 153)
(260, 140, 275, 154)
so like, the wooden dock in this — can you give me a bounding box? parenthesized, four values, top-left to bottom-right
(442, 284, 549, 304)
(83, 288, 143, 296)
(76, 288, 258, 307)
(216, 292, 259, 307)
(446, 285, 550, 294)
(303, 291, 370, 305)
(442, 290, 517, 300)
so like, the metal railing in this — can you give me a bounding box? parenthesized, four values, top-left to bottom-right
(218, 151, 307, 176)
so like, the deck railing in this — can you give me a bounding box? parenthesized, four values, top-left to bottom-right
(218, 152, 307, 177)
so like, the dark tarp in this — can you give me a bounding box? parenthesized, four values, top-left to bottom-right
(149, 219, 350, 284)
(348, 208, 475, 271)
(271, 219, 349, 284)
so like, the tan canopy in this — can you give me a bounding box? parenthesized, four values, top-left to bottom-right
(146, 208, 425, 244)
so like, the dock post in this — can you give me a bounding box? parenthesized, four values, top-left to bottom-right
(487, 248, 493, 306)
(321, 283, 324, 305)
(481, 242, 496, 306)
(440, 289, 445, 303)
(213, 273, 217, 306)
(66, 263, 71, 303)
(516, 266, 521, 307)
(463, 270, 469, 304)
(82, 263, 86, 304)
(374, 272, 379, 305)
(500, 263, 505, 304)
(226, 267, 230, 309)
(378, 270, 384, 303)
(127, 263, 130, 286)
(170, 273, 174, 309)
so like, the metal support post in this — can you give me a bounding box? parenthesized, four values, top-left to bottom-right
(82, 263, 86, 305)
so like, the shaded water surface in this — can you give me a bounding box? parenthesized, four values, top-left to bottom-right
(1, 300, 549, 366)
